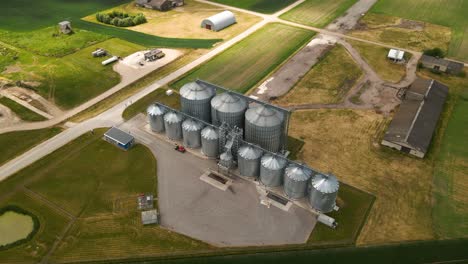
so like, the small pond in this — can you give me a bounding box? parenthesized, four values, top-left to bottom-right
(0, 211, 34, 246)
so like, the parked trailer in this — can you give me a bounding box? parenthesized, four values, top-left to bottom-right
(317, 214, 337, 229)
(102, 56, 119, 66)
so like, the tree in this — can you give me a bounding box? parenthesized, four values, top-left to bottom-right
(423, 48, 445, 58)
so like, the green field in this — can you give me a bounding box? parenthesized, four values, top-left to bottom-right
(208, 0, 297, 14)
(281, 0, 358, 28)
(370, 0, 468, 61)
(0, 97, 46, 122)
(0, 44, 18, 71)
(123, 88, 181, 120)
(172, 23, 314, 93)
(0, 127, 62, 166)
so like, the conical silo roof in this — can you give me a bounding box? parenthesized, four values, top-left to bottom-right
(261, 154, 287, 170)
(285, 164, 312, 182)
(311, 173, 339, 193)
(182, 119, 203, 131)
(238, 145, 262, 160)
(211, 93, 247, 113)
(180, 82, 214, 100)
(164, 111, 183, 124)
(220, 151, 233, 161)
(201, 126, 218, 140)
(245, 105, 283, 127)
(147, 104, 165, 116)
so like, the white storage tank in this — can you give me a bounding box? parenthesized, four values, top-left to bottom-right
(237, 145, 262, 177)
(260, 154, 287, 187)
(309, 173, 339, 213)
(245, 105, 284, 152)
(182, 119, 203, 148)
(180, 82, 215, 122)
(147, 104, 166, 133)
(201, 126, 219, 158)
(164, 111, 183, 140)
(284, 164, 312, 199)
(211, 92, 247, 129)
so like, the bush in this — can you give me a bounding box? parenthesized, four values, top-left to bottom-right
(96, 11, 146, 27)
(423, 48, 445, 58)
(0, 205, 40, 251)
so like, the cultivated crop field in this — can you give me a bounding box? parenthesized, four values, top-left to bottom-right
(368, 0, 468, 61)
(208, 0, 296, 14)
(172, 23, 315, 93)
(281, 0, 358, 28)
(275, 45, 362, 105)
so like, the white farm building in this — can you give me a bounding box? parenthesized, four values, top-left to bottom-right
(201, 11, 236, 31)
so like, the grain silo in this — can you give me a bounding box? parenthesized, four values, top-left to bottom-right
(284, 164, 312, 199)
(219, 151, 234, 169)
(245, 105, 284, 152)
(260, 154, 287, 187)
(201, 126, 219, 158)
(147, 104, 166, 133)
(309, 173, 339, 213)
(182, 119, 203, 148)
(164, 111, 183, 140)
(211, 92, 247, 129)
(180, 82, 215, 122)
(237, 145, 262, 177)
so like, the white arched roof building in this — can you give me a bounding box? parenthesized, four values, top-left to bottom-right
(201, 11, 236, 32)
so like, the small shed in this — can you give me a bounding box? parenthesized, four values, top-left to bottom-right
(137, 194, 154, 210)
(58, 21, 72, 34)
(141, 209, 159, 225)
(104, 127, 135, 150)
(387, 49, 405, 62)
(420, 55, 464, 75)
(144, 49, 165, 61)
(201, 11, 236, 32)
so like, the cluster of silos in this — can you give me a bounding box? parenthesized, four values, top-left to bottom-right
(180, 82, 215, 122)
(211, 92, 247, 129)
(237, 145, 262, 177)
(309, 173, 339, 213)
(147, 104, 166, 133)
(245, 105, 284, 152)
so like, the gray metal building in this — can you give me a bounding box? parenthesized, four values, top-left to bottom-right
(237, 145, 262, 177)
(260, 154, 287, 187)
(180, 82, 215, 122)
(147, 104, 166, 133)
(211, 92, 247, 129)
(182, 118, 203, 148)
(245, 105, 284, 152)
(309, 173, 339, 213)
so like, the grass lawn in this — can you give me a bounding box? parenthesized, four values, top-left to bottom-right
(366, 0, 468, 61)
(0, 44, 18, 71)
(348, 40, 409, 83)
(123, 88, 181, 120)
(281, 0, 358, 28)
(0, 127, 62, 166)
(350, 13, 452, 55)
(171, 23, 315, 93)
(208, 0, 297, 14)
(275, 45, 362, 106)
(0, 97, 46, 122)
(287, 136, 305, 161)
(84, 0, 260, 41)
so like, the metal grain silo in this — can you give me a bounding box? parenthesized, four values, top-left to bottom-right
(211, 92, 247, 128)
(164, 111, 183, 140)
(201, 126, 219, 158)
(180, 82, 215, 122)
(182, 119, 203, 148)
(260, 154, 287, 187)
(219, 151, 234, 169)
(309, 173, 339, 213)
(283, 164, 312, 199)
(245, 105, 284, 152)
(147, 104, 166, 133)
(237, 145, 262, 177)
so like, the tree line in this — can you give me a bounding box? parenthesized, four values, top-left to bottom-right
(96, 11, 147, 27)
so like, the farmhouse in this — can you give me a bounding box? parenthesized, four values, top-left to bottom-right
(201, 11, 236, 31)
(58, 21, 72, 34)
(387, 49, 405, 62)
(381, 78, 448, 158)
(104, 127, 135, 150)
(135, 0, 184, 11)
(420, 55, 464, 75)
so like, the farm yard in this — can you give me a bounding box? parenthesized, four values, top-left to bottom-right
(84, 0, 261, 41)
(208, 0, 297, 14)
(275, 45, 363, 106)
(280, 0, 358, 28)
(356, 0, 468, 61)
(171, 23, 315, 93)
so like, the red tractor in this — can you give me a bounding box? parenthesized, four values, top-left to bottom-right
(174, 144, 186, 153)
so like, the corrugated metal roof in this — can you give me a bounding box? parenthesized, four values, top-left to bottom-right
(147, 104, 165, 116)
(238, 145, 262, 160)
(202, 11, 236, 31)
(182, 118, 203, 131)
(311, 173, 339, 193)
(388, 49, 405, 60)
(180, 82, 215, 100)
(104, 127, 134, 145)
(211, 93, 247, 113)
(245, 105, 283, 127)
(201, 126, 218, 140)
(261, 154, 287, 170)
(285, 164, 312, 182)
(164, 111, 183, 124)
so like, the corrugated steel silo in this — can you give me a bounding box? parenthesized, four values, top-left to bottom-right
(237, 145, 262, 177)
(147, 104, 166, 133)
(309, 173, 339, 213)
(182, 119, 203, 148)
(180, 82, 215, 122)
(219, 151, 234, 169)
(201, 126, 219, 158)
(260, 154, 287, 187)
(211, 93, 247, 128)
(163, 111, 183, 140)
(245, 105, 284, 152)
(283, 164, 312, 199)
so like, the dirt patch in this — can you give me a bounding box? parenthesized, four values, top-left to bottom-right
(397, 19, 425, 31)
(2, 65, 22, 74)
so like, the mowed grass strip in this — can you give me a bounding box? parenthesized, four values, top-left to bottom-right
(208, 0, 296, 14)
(369, 0, 468, 61)
(171, 23, 315, 93)
(275, 45, 362, 105)
(0, 97, 47, 122)
(281, 0, 358, 28)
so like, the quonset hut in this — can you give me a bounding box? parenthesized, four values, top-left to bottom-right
(201, 11, 236, 31)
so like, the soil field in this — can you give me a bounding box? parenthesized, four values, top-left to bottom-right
(171, 23, 315, 93)
(281, 0, 358, 28)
